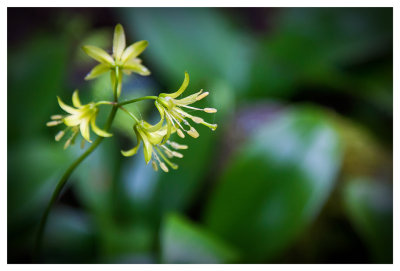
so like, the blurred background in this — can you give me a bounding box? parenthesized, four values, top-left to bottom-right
(7, 7, 393, 263)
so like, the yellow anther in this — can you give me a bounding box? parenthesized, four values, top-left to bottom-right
(204, 108, 217, 113)
(187, 127, 199, 138)
(160, 162, 169, 172)
(196, 91, 209, 101)
(46, 120, 62, 127)
(177, 129, 185, 138)
(55, 130, 65, 141)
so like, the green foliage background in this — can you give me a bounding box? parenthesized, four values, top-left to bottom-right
(7, 8, 392, 263)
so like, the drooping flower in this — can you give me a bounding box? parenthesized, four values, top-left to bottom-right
(121, 120, 187, 172)
(82, 24, 150, 95)
(47, 90, 112, 149)
(155, 72, 218, 140)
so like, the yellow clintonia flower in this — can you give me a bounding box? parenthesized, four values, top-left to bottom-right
(121, 120, 187, 172)
(47, 90, 112, 149)
(82, 24, 150, 95)
(155, 72, 218, 140)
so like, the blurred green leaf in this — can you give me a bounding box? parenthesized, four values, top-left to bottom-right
(98, 219, 156, 263)
(250, 8, 392, 100)
(120, 8, 253, 93)
(8, 33, 70, 144)
(204, 105, 343, 262)
(8, 140, 76, 229)
(161, 213, 239, 263)
(342, 177, 393, 263)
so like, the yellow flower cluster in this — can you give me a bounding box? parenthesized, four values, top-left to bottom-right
(47, 24, 217, 172)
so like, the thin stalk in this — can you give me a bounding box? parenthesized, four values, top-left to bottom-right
(118, 106, 140, 122)
(117, 96, 157, 106)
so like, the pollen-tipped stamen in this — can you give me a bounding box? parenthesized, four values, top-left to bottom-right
(47, 120, 62, 127)
(160, 162, 169, 172)
(196, 91, 209, 101)
(167, 140, 188, 150)
(204, 108, 217, 113)
(161, 145, 174, 158)
(187, 127, 199, 138)
(51, 115, 63, 120)
(177, 129, 185, 138)
(55, 130, 65, 141)
(153, 151, 169, 172)
(201, 121, 218, 131)
(152, 160, 159, 171)
(64, 137, 73, 149)
(172, 151, 183, 158)
(191, 116, 204, 124)
(155, 146, 178, 170)
(166, 111, 188, 134)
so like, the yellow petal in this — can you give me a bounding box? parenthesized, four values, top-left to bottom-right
(138, 128, 153, 164)
(63, 114, 82, 126)
(113, 24, 126, 61)
(121, 40, 148, 63)
(145, 101, 165, 133)
(177, 89, 204, 105)
(162, 116, 173, 145)
(121, 137, 141, 157)
(82, 45, 114, 65)
(90, 117, 113, 137)
(72, 90, 82, 107)
(164, 72, 189, 98)
(85, 63, 110, 80)
(80, 117, 92, 143)
(123, 58, 150, 76)
(57, 96, 79, 114)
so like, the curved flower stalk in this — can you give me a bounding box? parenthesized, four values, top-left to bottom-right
(46, 90, 112, 149)
(121, 120, 188, 172)
(83, 24, 150, 96)
(155, 72, 218, 140)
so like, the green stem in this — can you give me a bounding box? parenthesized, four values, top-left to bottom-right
(119, 106, 140, 122)
(35, 105, 118, 261)
(117, 96, 157, 106)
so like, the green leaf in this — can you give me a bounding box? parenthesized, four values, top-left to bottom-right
(98, 219, 156, 263)
(161, 213, 239, 263)
(204, 105, 343, 262)
(120, 8, 253, 94)
(342, 177, 393, 263)
(8, 140, 76, 230)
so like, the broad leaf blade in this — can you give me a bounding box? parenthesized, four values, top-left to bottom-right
(204, 105, 343, 262)
(161, 213, 239, 263)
